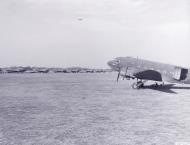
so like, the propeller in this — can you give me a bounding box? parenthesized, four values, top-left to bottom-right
(117, 69, 121, 82)
(117, 67, 128, 82)
(117, 67, 135, 82)
(123, 67, 128, 80)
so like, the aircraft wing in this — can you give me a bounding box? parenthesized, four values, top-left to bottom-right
(133, 70, 162, 81)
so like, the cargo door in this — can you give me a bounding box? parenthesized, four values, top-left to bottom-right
(180, 68, 188, 80)
(173, 67, 188, 81)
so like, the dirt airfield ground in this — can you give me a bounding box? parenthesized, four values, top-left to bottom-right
(0, 73, 190, 145)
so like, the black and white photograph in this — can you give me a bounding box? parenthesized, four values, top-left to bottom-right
(0, 0, 190, 144)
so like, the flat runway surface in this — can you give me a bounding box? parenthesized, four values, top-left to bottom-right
(0, 73, 190, 145)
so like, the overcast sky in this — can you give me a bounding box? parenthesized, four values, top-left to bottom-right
(0, 0, 189, 68)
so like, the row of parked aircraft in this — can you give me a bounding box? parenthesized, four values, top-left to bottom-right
(107, 57, 190, 89)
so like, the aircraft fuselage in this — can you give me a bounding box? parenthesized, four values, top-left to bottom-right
(108, 57, 190, 84)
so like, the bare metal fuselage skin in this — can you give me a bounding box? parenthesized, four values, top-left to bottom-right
(108, 57, 190, 84)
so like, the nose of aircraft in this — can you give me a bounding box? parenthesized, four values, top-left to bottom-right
(107, 60, 114, 67)
(107, 59, 120, 70)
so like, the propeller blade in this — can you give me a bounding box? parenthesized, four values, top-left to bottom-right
(123, 67, 128, 80)
(117, 70, 121, 82)
(125, 67, 128, 76)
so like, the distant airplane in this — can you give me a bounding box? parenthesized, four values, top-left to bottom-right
(107, 57, 190, 89)
(78, 18, 83, 21)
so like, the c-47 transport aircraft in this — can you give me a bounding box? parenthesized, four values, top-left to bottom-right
(107, 57, 190, 89)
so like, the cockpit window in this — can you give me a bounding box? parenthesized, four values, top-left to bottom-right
(114, 58, 120, 63)
(112, 59, 120, 65)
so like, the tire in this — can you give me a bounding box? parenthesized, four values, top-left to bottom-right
(132, 82, 139, 89)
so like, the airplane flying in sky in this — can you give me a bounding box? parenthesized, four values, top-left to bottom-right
(107, 57, 190, 89)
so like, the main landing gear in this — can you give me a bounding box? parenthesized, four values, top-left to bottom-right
(132, 81, 145, 89)
(132, 80, 165, 89)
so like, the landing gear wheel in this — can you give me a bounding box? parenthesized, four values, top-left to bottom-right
(132, 82, 139, 89)
(132, 81, 144, 89)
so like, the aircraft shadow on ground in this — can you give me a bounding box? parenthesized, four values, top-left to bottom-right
(142, 84, 190, 94)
